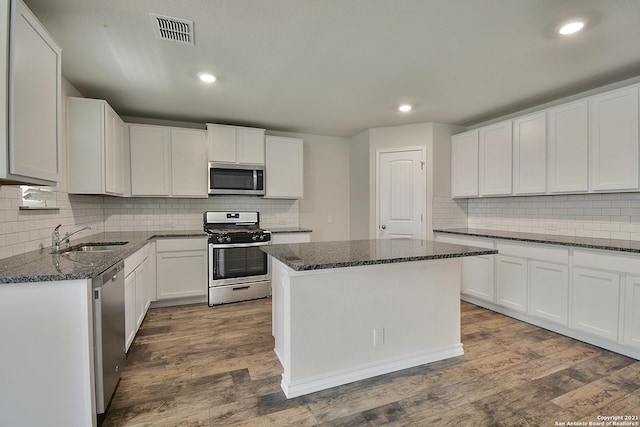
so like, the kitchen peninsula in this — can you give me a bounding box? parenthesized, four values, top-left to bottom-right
(262, 238, 497, 398)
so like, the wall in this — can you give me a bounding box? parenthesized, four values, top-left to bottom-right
(349, 129, 370, 240)
(267, 131, 350, 242)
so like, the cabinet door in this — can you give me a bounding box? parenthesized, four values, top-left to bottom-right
(572, 267, 620, 341)
(624, 275, 640, 350)
(207, 124, 237, 163)
(529, 261, 568, 325)
(461, 255, 495, 302)
(451, 130, 479, 197)
(157, 250, 207, 299)
(265, 136, 304, 199)
(170, 128, 207, 197)
(104, 105, 124, 195)
(237, 127, 265, 165)
(479, 122, 512, 196)
(135, 257, 149, 329)
(124, 272, 136, 351)
(590, 86, 640, 191)
(496, 255, 527, 312)
(513, 113, 546, 194)
(9, 0, 61, 183)
(547, 100, 589, 193)
(130, 125, 171, 196)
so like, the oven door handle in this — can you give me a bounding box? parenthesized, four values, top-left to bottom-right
(210, 242, 271, 249)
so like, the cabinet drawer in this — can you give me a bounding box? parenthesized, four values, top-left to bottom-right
(496, 241, 568, 264)
(156, 237, 207, 252)
(574, 249, 640, 275)
(124, 247, 146, 276)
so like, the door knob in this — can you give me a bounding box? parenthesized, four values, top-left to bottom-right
(380, 225, 386, 230)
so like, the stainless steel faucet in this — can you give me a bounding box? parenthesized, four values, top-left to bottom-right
(51, 224, 93, 252)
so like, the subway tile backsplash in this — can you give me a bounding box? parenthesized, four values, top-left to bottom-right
(465, 193, 640, 240)
(0, 185, 299, 259)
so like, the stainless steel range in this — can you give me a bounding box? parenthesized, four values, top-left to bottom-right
(204, 211, 271, 305)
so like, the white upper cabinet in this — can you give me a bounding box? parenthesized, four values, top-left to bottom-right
(130, 124, 207, 198)
(170, 128, 207, 197)
(589, 85, 640, 191)
(129, 124, 171, 196)
(0, 0, 61, 185)
(479, 121, 512, 196)
(513, 112, 546, 195)
(265, 136, 304, 199)
(547, 100, 589, 193)
(68, 98, 125, 196)
(451, 130, 479, 198)
(207, 123, 265, 165)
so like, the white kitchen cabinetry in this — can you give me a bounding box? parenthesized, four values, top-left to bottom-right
(572, 267, 620, 341)
(529, 261, 568, 325)
(156, 238, 207, 300)
(207, 123, 265, 165)
(0, 0, 61, 185)
(547, 100, 589, 193)
(271, 232, 311, 244)
(68, 97, 125, 195)
(590, 85, 639, 192)
(479, 121, 512, 196)
(451, 130, 479, 198)
(130, 124, 171, 196)
(513, 112, 546, 194)
(130, 124, 207, 197)
(124, 244, 152, 351)
(265, 136, 304, 199)
(496, 255, 527, 312)
(624, 275, 640, 350)
(170, 128, 207, 197)
(434, 233, 495, 302)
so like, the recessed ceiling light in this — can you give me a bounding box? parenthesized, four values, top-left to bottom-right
(559, 20, 585, 35)
(198, 72, 216, 83)
(398, 104, 412, 113)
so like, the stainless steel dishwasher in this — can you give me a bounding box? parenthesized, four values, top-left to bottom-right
(93, 261, 126, 414)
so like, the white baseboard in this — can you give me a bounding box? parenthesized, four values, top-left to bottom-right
(281, 344, 464, 398)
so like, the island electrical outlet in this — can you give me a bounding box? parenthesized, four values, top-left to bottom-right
(373, 327, 384, 346)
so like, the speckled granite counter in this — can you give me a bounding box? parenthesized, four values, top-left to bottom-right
(266, 227, 313, 234)
(261, 238, 497, 271)
(0, 230, 206, 284)
(434, 228, 640, 254)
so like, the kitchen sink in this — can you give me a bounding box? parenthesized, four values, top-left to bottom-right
(58, 242, 128, 253)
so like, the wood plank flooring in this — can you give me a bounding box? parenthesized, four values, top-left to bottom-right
(101, 299, 640, 427)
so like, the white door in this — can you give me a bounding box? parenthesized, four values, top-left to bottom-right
(377, 149, 425, 239)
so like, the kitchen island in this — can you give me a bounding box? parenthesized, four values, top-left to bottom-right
(261, 239, 497, 398)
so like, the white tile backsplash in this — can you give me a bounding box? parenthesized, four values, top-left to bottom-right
(465, 193, 640, 240)
(0, 186, 299, 258)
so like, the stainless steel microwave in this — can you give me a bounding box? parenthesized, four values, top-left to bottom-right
(208, 162, 265, 196)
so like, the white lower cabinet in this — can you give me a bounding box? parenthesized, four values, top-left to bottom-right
(496, 255, 527, 312)
(124, 244, 152, 351)
(156, 237, 207, 300)
(572, 267, 620, 341)
(624, 275, 640, 350)
(529, 261, 568, 325)
(124, 270, 136, 351)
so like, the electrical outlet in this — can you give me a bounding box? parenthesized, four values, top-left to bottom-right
(373, 327, 384, 346)
(327, 215, 333, 224)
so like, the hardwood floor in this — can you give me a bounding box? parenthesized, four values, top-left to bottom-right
(102, 299, 640, 427)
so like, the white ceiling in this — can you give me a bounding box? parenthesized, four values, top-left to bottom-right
(23, 0, 640, 137)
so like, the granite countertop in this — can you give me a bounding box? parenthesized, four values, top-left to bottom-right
(265, 227, 313, 234)
(261, 238, 497, 271)
(434, 228, 640, 254)
(0, 230, 206, 284)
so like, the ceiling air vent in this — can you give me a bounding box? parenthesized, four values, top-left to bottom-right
(150, 13, 194, 45)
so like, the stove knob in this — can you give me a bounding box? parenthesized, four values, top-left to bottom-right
(252, 235, 258, 241)
(259, 234, 266, 241)
(225, 236, 232, 243)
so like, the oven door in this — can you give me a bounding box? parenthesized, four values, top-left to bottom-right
(208, 242, 270, 286)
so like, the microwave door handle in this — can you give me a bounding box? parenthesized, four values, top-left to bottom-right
(253, 170, 258, 190)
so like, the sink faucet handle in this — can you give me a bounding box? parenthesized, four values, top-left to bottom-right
(54, 224, 62, 231)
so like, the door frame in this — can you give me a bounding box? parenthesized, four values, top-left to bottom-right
(375, 146, 427, 240)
